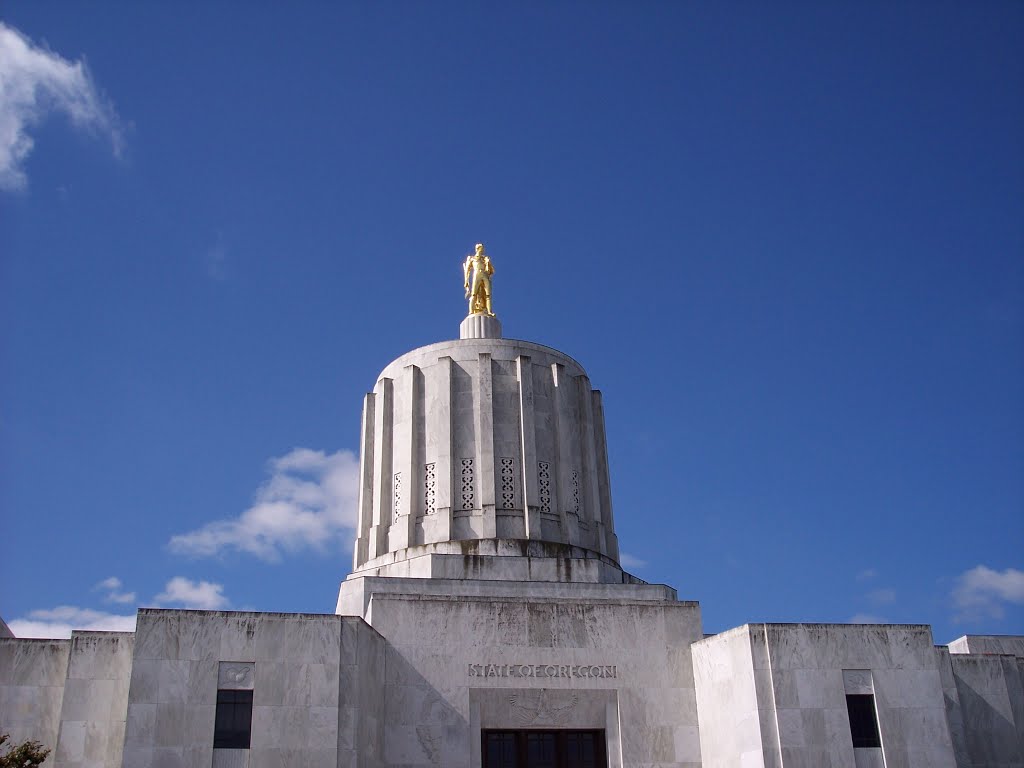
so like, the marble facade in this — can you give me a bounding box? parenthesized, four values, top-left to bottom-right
(2, 315, 1022, 766)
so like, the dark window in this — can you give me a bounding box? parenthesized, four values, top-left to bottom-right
(214, 689, 253, 749)
(482, 731, 605, 768)
(846, 693, 882, 748)
(525, 732, 557, 768)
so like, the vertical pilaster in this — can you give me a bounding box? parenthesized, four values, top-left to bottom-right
(551, 363, 572, 543)
(353, 392, 375, 571)
(592, 390, 619, 561)
(434, 356, 454, 542)
(475, 352, 496, 537)
(349, 339, 625, 577)
(516, 355, 540, 539)
(389, 365, 419, 551)
(368, 377, 393, 560)
(578, 374, 606, 554)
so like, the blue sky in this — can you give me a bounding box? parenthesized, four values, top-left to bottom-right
(1, 2, 1021, 643)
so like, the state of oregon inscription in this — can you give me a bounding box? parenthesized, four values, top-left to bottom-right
(467, 663, 617, 679)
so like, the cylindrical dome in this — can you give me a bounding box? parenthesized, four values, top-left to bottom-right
(350, 337, 621, 580)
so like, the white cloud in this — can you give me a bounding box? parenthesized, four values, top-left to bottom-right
(154, 577, 228, 610)
(619, 552, 648, 570)
(848, 613, 887, 624)
(94, 576, 136, 604)
(169, 448, 359, 561)
(7, 576, 230, 637)
(7, 606, 136, 639)
(952, 565, 1024, 621)
(0, 21, 123, 191)
(856, 568, 877, 581)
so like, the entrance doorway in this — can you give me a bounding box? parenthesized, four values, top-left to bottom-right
(481, 730, 606, 768)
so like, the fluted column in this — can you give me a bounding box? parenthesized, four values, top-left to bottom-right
(460, 314, 502, 339)
(350, 337, 621, 576)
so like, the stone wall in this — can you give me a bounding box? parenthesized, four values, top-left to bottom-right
(693, 623, 958, 768)
(0, 637, 70, 764)
(54, 632, 134, 768)
(938, 644, 1024, 768)
(121, 609, 386, 768)
(947, 634, 1024, 658)
(692, 625, 768, 768)
(343, 575, 703, 768)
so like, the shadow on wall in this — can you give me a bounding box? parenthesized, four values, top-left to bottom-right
(948, 655, 1024, 766)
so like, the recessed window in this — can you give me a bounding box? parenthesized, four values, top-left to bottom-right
(482, 730, 605, 768)
(214, 689, 253, 749)
(846, 693, 882, 749)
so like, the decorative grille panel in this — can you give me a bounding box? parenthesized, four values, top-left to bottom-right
(571, 470, 580, 515)
(499, 457, 515, 510)
(460, 458, 475, 510)
(423, 462, 436, 515)
(538, 462, 551, 514)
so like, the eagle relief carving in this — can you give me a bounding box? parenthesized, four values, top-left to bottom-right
(509, 689, 578, 726)
(217, 661, 255, 689)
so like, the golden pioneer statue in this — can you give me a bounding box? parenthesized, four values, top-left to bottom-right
(463, 243, 495, 316)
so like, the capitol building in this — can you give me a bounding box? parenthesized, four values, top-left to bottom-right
(2, 245, 1022, 767)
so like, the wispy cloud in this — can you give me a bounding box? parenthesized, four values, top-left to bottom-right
(0, 21, 123, 191)
(95, 576, 136, 605)
(7, 606, 136, 639)
(848, 613, 887, 624)
(952, 565, 1024, 622)
(619, 552, 648, 570)
(856, 568, 877, 582)
(8, 575, 230, 637)
(866, 588, 896, 605)
(154, 577, 228, 610)
(169, 448, 359, 561)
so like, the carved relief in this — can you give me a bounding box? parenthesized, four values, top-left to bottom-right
(510, 690, 578, 726)
(843, 669, 874, 694)
(217, 661, 255, 690)
(393, 472, 403, 517)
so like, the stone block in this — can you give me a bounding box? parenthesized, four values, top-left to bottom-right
(153, 702, 188, 747)
(776, 708, 806, 747)
(219, 616, 259, 661)
(673, 724, 702, 762)
(155, 659, 190, 703)
(134, 613, 180, 661)
(177, 615, 223, 661)
(126, 658, 158, 703)
(123, 702, 156, 747)
(54, 720, 86, 763)
(59, 677, 115, 721)
(253, 618, 289, 662)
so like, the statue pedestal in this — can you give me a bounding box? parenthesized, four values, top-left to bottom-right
(460, 313, 502, 339)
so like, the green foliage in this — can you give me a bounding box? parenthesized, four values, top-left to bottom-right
(0, 733, 51, 767)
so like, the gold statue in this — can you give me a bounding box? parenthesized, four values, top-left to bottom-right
(463, 243, 495, 316)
